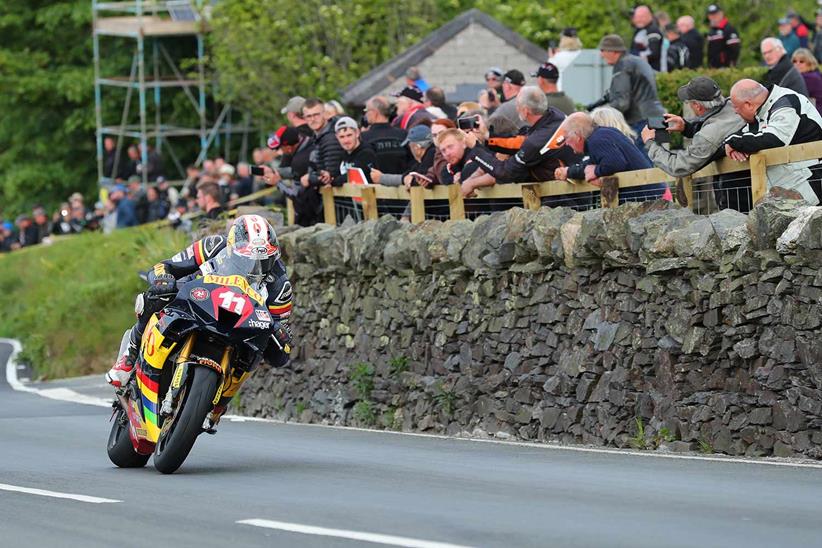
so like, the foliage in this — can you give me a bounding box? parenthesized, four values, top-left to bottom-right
(388, 355, 409, 377)
(294, 401, 307, 415)
(656, 66, 767, 115)
(353, 400, 376, 426)
(349, 361, 375, 400)
(0, 227, 189, 379)
(433, 381, 459, 417)
(698, 439, 715, 454)
(629, 417, 649, 449)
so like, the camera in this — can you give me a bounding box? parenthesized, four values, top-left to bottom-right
(250, 165, 266, 176)
(457, 114, 481, 131)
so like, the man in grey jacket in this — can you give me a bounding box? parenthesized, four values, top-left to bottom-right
(642, 77, 746, 211)
(595, 34, 665, 151)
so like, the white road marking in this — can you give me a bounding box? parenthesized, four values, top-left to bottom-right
(0, 482, 121, 504)
(3, 338, 822, 470)
(237, 518, 474, 548)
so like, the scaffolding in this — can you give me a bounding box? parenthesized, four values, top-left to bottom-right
(93, 0, 252, 186)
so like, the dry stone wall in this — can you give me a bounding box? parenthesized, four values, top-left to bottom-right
(237, 198, 822, 459)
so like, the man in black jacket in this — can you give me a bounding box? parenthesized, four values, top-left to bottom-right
(761, 37, 809, 96)
(677, 16, 703, 68)
(332, 117, 378, 186)
(301, 98, 345, 189)
(706, 4, 741, 68)
(630, 5, 663, 71)
(462, 86, 577, 196)
(362, 95, 410, 174)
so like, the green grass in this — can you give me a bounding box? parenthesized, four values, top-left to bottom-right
(0, 226, 189, 379)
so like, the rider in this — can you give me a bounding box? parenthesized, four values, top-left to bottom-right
(106, 214, 293, 425)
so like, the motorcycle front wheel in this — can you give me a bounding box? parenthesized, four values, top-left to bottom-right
(153, 366, 220, 474)
(107, 406, 151, 468)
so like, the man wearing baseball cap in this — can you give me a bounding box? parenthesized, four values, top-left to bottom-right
(641, 76, 743, 181)
(392, 86, 434, 130)
(332, 116, 378, 186)
(488, 69, 528, 136)
(532, 62, 575, 115)
(281, 96, 313, 138)
(371, 124, 435, 189)
(593, 33, 664, 151)
(706, 4, 741, 68)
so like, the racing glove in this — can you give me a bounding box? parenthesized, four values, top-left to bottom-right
(269, 322, 292, 353)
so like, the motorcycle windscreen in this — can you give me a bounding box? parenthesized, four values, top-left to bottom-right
(211, 248, 272, 289)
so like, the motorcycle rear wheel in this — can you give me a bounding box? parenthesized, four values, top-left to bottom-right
(153, 367, 220, 474)
(107, 407, 151, 468)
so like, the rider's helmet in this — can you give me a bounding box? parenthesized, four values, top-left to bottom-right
(225, 214, 281, 284)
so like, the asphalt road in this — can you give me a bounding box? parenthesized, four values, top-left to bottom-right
(2, 341, 822, 548)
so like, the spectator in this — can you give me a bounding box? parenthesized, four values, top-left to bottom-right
(462, 86, 575, 196)
(217, 164, 235, 204)
(813, 9, 822, 62)
(51, 202, 72, 235)
(234, 162, 255, 198)
(202, 158, 216, 177)
(677, 16, 704, 68)
(778, 17, 801, 57)
(532, 62, 576, 115)
(123, 145, 140, 180)
(762, 37, 809, 96)
(127, 176, 148, 224)
(548, 28, 583, 91)
(266, 125, 305, 184)
(156, 178, 179, 212)
(281, 96, 313, 138)
(14, 215, 38, 248)
(425, 119, 456, 184)
(707, 4, 741, 68)
(0, 221, 13, 252)
(591, 106, 637, 140)
(484, 67, 504, 97)
(630, 5, 663, 71)
(102, 136, 124, 180)
(791, 48, 822, 114)
(145, 186, 169, 222)
(332, 117, 378, 186)
(405, 66, 430, 92)
(595, 34, 665, 151)
(69, 203, 89, 232)
(302, 97, 346, 189)
(457, 102, 483, 118)
(477, 88, 501, 115)
(488, 69, 527, 136)
(663, 24, 690, 72)
(392, 86, 434, 130)
(371, 125, 436, 189)
(434, 129, 481, 185)
(324, 100, 345, 123)
(195, 180, 225, 219)
(554, 112, 667, 202)
(457, 108, 490, 147)
(32, 206, 50, 242)
(725, 79, 822, 204)
(181, 164, 200, 199)
(424, 87, 457, 120)
(787, 10, 810, 49)
(362, 95, 411, 174)
(110, 185, 138, 228)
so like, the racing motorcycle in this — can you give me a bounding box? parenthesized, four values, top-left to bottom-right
(106, 252, 277, 474)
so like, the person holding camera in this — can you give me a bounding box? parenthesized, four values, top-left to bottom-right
(641, 77, 744, 178)
(488, 69, 528, 136)
(461, 86, 576, 197)
(371, 125, 436, 189)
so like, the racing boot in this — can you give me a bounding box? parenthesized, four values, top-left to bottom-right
(203, 404, 227, 434)
(106, 340, 138, 388)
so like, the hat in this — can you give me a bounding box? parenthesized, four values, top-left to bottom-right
(32, 206, 46, 217)
(334, 116, 359, 132)
(2, 221, 12, 232)
(664, 22, 680, 34)
(280, 96, 305, 115)
(677, 76, 722, 101)
(531, 62, 559, 81)
(706, 4, 721, 14)
(127, 175, 141, 184)
(777, 17, 791, 25)
(598, 34, 627, 52)
(786, 9, 798, 18)
(401, 124, 432, 146)
(561, 27, 578, 38)
(394, 86, 424, 102)
(485, 67, 504, 79)
(503, 69, 526, 86)
(267, 126, 300, 150)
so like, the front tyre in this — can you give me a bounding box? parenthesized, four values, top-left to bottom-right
(153, 367, 220, 474)
(107, 407, 150, 468)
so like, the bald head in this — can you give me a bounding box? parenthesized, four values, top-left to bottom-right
(632, 5, 653, 27)
(676, 16, 695, 33)
(730, 79, 769, 122)
(560, 112, 594, 153)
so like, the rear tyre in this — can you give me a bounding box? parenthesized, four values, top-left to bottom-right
(107, 407, 150, 468)
(153, 367, 220, 474)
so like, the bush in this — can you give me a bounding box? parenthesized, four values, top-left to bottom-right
(656, 66, 768, 115)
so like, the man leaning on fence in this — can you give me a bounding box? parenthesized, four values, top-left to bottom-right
(725, 80, 822, 205)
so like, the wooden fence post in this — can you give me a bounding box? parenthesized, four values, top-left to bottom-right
(361, 186, 378, 221)
(679, 175, 693, 208)
(448, 184, 465, 220)
(749, 152, 768, 204)
(286, 197, 295, 225)
(321, 186, 336, 225)
(409, 186, 425, 224)
(521, 184, 541, 211)
(599, 176, 619, 208)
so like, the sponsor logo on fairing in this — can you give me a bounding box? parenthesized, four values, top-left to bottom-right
(256, 309, 271, 321)
(248, 319, 270, 329)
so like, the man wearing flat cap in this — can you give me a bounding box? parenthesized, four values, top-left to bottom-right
(594, 34, 665, 150)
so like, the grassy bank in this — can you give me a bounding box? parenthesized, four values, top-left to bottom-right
(0, 227, 189, 379)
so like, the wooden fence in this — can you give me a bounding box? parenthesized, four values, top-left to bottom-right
(285, 140, 822, 226)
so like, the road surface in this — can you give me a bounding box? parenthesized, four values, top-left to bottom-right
(1, 340, 821, 548)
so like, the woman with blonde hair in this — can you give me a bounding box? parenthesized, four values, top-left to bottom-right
(590, 106, 637, 139)
(792, 48, 822, 113)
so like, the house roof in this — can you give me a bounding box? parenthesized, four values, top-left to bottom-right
(340, 9, 547, 105)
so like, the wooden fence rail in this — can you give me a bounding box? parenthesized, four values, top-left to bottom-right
(283, 140, 822, 226)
